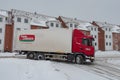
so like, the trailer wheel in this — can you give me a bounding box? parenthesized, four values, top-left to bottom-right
(75, 55, 84, 64)
(27, 53, 34, 59)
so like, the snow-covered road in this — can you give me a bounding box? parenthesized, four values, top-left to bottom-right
(0, 51, 120, 80)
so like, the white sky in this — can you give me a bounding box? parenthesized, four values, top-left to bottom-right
(0, 0, 120, 24)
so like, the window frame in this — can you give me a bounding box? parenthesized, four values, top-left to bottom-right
(0, 17, 3, 22)
(50, 23, 54, 27)
(0, 39, 1, 44)
(24, 18, 28, 23)
(0, 28, 2, 33)
(17, 17, 21, 22)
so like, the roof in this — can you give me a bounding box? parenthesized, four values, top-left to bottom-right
(60, 16, 88, 24)
(30, 18, 47, 27)
(11, 9, 56, 21)
(0, 9, 8, 17)
(77, 23, 92, 31)
(93, 21, 115, 28)
(111, 26, 120, 33)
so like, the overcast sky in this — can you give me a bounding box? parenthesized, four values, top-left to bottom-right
(0, 0, 120, 24)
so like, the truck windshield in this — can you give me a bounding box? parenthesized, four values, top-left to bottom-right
(82, 38, 94, 46)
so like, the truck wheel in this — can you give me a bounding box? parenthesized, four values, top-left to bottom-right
(27, 53, 34, 59)
(37, 54, 44, 60)
(90, 59, 94, 63)
(75, 55, 83, 64)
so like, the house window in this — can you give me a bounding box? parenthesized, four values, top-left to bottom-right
(16, 28, 21, 30)
(74, 24, 78, 28)
(95, 42, 97, 46)
(109, 35, 111, 38)
(91, 27, 93, 31)
(109, 42, 111, 46)
(106, 35, 108, 38)
(94, 35, 97, 38)
(17, 17, 21, 22)
(0, 39, 1, 44)
(106, 42, 108, 46)
(51, 23, 54, 27)
(0, 28, 2, 33)
(106, 28, 107, 31)
(56, 23, 59, 27)
(70, 24, 73, 27)
(24, 18, 28, 23)
(0, 17, 3, 22)
(94, 28, 96, 31)
(109, 28, 111, 31)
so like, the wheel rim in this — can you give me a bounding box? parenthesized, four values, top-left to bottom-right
(76, 55, 83, 64)
(29, 53, 34, 59)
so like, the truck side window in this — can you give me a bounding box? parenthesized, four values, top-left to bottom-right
(82, 39, 88, 46)
(82, 39, 92, 46)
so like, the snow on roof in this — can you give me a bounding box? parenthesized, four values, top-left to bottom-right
(94, 21, 114, 28)
(0, 10, 8, 17)
(77, 23, 91, 31)
(111, 26, 120, 33)
(11, 9, 57, 21)
(30, 18, 47, 27)
(30, 16, 57, 27)
(60, 16, 88, 24)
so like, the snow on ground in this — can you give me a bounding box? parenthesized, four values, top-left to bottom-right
(95, 50, 120, 57)
(0, 52, 16, 56)
(0, 51, 120, 80)
(0, 58, 108, 80)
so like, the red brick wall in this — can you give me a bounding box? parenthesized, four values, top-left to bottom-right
(4, 24, 13, 52)
(98, 28, 105, 51)
(113, 33, 120, 50)
(92, 21, 105, 51)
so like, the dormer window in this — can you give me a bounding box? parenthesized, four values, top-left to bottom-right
(17, 17, 21, 22)
(70, 23, 73, 27)
(0, 17, 3, 22)
(51, 23, 54, 27)
(24, 18, 28, 23)
(106, 28, 107, 31)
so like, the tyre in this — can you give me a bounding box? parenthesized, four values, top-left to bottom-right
(37, 54, 45, 60)
(27, 52, 34, 59)
(75, 55, 84, 64)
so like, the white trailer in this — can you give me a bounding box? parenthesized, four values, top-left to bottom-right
(15, 29, 72, 53)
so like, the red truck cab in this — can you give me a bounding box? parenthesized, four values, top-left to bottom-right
(72, 29, 95, 63)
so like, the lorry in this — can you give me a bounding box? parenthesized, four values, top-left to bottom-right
(15, 29, 95, 64)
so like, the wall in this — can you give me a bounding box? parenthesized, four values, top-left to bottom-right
(4, 24, 13, 52)
(104, 27, 113, 50)
(112, 33, 120, 50)
(88, 26, 99, 50)
(12, 16, 31, 51)
(0, 16, 5, 52)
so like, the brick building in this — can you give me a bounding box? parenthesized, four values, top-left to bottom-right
(92, 21, 120, 51)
